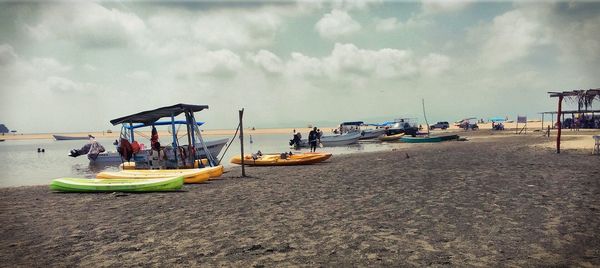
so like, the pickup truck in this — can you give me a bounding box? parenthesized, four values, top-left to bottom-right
(429, 121, 449, 130)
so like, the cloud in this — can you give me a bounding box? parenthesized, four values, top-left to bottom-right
(375, 17, 400, 32)
(331, 0, 382, 11)
(419, 53, 450, 76)
(286, 53, 326, 78)
(31, 58, 71, 73)
(315, 9, 361, 39)
(472, 9, 546, 67)
(247, 50, 284, 75)
(126, 70, 151, 80)
(26, 2, 146, 48)
(421, 0, 472, 14)
(173, 49, 242, 79)
(0, 44, 18, 66)
(326, 43, 417, 78)
(284, 43, 450, 81)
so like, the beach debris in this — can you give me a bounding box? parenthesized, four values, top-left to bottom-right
(405, 153, 410, 159)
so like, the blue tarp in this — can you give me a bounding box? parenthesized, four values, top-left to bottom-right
(489, 117, 506, 123)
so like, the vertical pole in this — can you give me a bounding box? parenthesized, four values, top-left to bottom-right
(421, 99, 430, 136)
(129, 122, 135, 142)
(185, 112, 193, 167)
(516, 118, 518, 135)
(171, 114, 178, 166)
(190, 113, 197, 165)
(556, 95, 563, 154)
(541, 113, 544, 131)
(239, 108, 246, 177)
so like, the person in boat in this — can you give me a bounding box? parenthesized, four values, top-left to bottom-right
(252, 150, 263, 160)
(308, 127, 319, 152)
(290, 132, 302, 149)
(68, 136, 105, 160)
(87, 136, 105, 161)
(149, 142, 166, 169)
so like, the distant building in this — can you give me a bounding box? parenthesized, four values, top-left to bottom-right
(0, 124, 8, 133)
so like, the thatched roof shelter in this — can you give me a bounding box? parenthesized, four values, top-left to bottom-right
(548, 88, 600, 153)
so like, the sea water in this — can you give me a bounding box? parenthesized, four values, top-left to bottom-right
(0, 133, 400, 187)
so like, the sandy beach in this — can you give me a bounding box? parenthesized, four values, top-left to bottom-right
(1, 132, 599, 267)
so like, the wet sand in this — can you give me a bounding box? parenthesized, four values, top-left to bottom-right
(1, 134, 599, 266)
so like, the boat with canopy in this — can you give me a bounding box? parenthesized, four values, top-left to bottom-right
(107, 103, 226, 170)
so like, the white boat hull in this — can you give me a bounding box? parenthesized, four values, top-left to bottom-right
(298, 132, 361, 147)
(91, 137, 229, 163)
(359, 129, 387, 140)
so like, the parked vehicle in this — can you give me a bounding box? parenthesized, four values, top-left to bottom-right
(429, 121, 449, 130)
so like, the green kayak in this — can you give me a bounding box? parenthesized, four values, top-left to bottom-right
(50, 176, 184, 192)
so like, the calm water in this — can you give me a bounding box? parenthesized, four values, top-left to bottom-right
(0, 133, 399, 187)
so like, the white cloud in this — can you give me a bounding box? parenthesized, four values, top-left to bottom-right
(315, 10, 361, 39)
(331, 0, 382, 11)
(46, 76, 78, 93)
(0, 44, 18, 66)
(286, 53, 326, 78)
(27, 2, 146, 48)
(326, 43, 417, 78)
(247, 50, 284, 75)
(375, 17, 400, 32)
(374, 15, 432, 33)
(31, 58, 71, 73)
(126, 71, 151, 80)
(473, 9, 545, 67)
(421, 0, 472, 14)
(83, 64, 97, 72)
(285, 43, 449, 80)
(173, 49, 242, 79)
(420, 53, 451, 76)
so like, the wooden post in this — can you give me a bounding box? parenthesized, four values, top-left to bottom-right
(422, 99, 430, 136)
(239, 108, 246, 177)
(541, 113, 544, 131)
(556, 95, 563, 154)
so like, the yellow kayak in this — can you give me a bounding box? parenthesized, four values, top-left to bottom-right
(230, 152, 332, 166)
(120, 159, 210, 170)
(97, 166, 224, 184)
(378, 133, 405, 141)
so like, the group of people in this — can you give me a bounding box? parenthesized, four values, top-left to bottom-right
(290, 127, 323, 152)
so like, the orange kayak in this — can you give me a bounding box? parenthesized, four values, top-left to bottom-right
(230, 152, 332, 166)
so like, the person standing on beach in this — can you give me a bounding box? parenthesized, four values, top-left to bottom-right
(308, 127, 319, 152)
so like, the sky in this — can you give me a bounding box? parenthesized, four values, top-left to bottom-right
(0, 0, 599, 133)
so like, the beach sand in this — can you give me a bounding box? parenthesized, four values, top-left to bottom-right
(1, 133, 599, 266)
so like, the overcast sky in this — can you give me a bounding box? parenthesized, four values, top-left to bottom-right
(1, 0, 599, 133)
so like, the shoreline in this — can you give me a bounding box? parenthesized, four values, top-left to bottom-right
(0, 135, 598, 266)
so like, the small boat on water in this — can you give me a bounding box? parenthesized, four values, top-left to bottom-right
(379, 133, 405, 141)
(400, 134, 459, 143)
(231, 152, 332, 166)
(297, 132, 361, 147)
(338, 121, 387, 140)
(91, 137, 228, 164)
(53, 134, 90, 141)
(50, 176, 184, 192)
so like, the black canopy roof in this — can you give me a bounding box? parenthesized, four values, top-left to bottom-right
(340, 121, 364, 126)
(110, 103, 209, 126)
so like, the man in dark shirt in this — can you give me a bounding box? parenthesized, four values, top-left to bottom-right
(308, 127, 319, 152)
